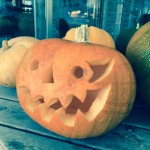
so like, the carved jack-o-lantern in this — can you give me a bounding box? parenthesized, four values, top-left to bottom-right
(16, 39, 136, 139)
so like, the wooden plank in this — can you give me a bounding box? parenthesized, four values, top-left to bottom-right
(123, 106, 150, 130)
(0, 85, 150, 129)
(0, 86, 17, 101)
(0, 99, 150, 149)
(0, 98, 103, 149)
(0, 85, 150, 130)
(0, 126, 90, 150)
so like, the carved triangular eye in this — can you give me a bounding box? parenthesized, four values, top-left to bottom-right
(89, 61, 110, 83)
(89, 61, 112, 83)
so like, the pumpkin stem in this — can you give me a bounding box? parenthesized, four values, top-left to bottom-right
(2, 40, 9, 51)
(75, 24, 88, 42)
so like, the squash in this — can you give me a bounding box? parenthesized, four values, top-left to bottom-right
(16, 38, 136, 139)
(126, 22, 150, 105)
(0, 36, 39, 87)
(64, 25, 115, 49)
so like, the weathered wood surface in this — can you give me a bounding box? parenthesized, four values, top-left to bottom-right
(0, 126, 91, 150)
(0, 86, 17, 101)
(0, 86, 150, 150)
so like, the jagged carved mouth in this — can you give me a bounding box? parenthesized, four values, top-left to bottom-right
(18, 84, 111, 126)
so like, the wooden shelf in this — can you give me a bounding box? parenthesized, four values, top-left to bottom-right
(0, 86, 150, 150)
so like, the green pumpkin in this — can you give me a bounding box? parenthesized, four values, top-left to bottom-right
(126, 22, 150, 105)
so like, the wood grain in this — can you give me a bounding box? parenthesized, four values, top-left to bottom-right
(0, 126, 90, 150)
(0, 86, 17, 101)
(0, 97, 150, 149)
(0, 86, 150, 149)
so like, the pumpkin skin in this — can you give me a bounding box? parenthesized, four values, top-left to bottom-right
(126, 22, 150, 105)
(0, 36, 39, 87)
(64, 26, 116, 49)
(16, 38, 136, 139)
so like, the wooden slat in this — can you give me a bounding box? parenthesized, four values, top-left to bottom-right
(0, 86, 17, 101)
(1, 86, 150, 130)
(0, 98, 150, 149)
(123, 106, 150, 130)
(0, 126, 90, 150)
(0, 98, 103, 149)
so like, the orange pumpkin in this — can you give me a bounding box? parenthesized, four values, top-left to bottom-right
(16, 39, 136, 139)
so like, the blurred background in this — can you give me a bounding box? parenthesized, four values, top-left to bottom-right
(0, 0, 149, 43)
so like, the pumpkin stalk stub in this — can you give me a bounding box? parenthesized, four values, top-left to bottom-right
(75, 24, 89, 43)
(1, 40, 10, 51)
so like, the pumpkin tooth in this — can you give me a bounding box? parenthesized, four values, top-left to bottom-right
(26, 99, 41, 113)
(36, 103, 55, 122)
(73, 90, 87, 103)
(76, 109, 84, 116)
(52, 108, 76, 126)
(30, 92, 38, 101)
(63, 114, 76, 126)
(74, 109, 92, 137)
(50, 107, 65, 123)
(85, 84, 111, 121)
(46, 98, 58, 107)
(59, 95, 73, 108)
(75, 109, 86, 123)
(43, 108, 55, 122)
(56, 107, 65, 115)
(31, 95, 43, 102)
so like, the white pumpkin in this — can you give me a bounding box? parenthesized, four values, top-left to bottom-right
(0, 36, 39, 87)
